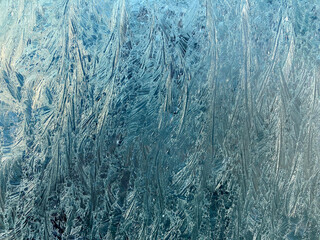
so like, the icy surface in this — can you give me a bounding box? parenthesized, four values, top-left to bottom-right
(0, 0, 320, 239)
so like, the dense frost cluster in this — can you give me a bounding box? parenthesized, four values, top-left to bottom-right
(0, 0, 319, 239)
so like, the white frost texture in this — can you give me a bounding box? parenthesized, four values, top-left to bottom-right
(0, 0, 320, 239)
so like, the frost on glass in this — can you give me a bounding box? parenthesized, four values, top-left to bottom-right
(0, 0, 319, 239)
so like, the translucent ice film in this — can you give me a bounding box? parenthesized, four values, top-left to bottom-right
(0, 0, 320, 239)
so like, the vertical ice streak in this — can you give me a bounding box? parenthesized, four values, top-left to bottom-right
(0, 0, 319, 239)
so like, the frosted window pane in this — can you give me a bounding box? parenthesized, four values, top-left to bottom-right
(0, 0, 319, 239)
